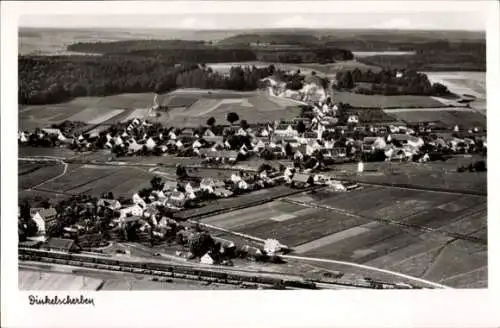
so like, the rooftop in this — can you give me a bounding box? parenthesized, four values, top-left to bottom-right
(41, 238, 76, 252)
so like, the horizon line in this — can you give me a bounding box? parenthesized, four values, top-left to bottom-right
(19, 26, 486, 32)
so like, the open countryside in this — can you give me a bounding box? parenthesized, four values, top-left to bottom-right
(18, 22, 487, 290)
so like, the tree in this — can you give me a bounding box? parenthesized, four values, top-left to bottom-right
(240, 119, 249, 130)
(25, 219, 39, 237)
(19, 201, 31, 221)
(150, 176, 164, 191)
(285, 143, 293, 157)
(227, 112, 239, 125)
(188, 232, 215, 257)
(297, 120, 306, 134)
(258, 163, 273, 173)
(206, 117, 216, 127)
(176, 165, 188, 179)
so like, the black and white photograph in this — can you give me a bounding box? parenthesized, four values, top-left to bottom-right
(2, 1, 499, 327)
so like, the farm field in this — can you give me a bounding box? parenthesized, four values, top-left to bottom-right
(201, 185, 487, 288)
(174, 185, 299, 220)
(19, 93, 157, 131)
(384, 108, 486, 128)
(19, 146, 81, 159)
(18, 161, 65, 190)
(161, 89, 301, 127)
(330, 90, 444, 108)
(331, 159, 487, 195)
(26, 163, 157, 198)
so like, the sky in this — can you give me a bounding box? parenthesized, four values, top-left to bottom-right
(20, 12, 486, 31)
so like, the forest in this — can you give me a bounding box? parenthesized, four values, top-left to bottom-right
(18, 55, 277, 105)
(334, 68, 451, 96)
(66, 39, 353, 64)
(357, 51, 486, 72)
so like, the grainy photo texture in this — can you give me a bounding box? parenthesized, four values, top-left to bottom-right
(18, 11, 487, 291)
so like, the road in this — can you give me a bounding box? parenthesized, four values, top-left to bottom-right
(282, 255, 450, 289)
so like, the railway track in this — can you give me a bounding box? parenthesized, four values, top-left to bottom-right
(18, 248, 414, 290)
(18, 248, 320, 289)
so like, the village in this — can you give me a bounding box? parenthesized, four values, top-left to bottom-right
(18, 68, 488, 290)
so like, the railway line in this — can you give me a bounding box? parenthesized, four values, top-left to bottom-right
(18, 248, 419, 290)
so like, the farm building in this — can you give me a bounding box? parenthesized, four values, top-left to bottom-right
(40, 238, 79, 253)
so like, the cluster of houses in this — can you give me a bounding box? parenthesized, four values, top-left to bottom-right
(19, 99, 486, 169)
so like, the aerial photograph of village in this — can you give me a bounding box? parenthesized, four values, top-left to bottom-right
(18, 10, 487, 291)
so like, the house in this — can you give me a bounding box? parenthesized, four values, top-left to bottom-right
(145, 137, 156, 150)
(253, 139, 266, 152)
(306, 140, 322, 156)
(213, 188, 233, 198)
(347, 114, 359, 124)
(390, 134, 424, 148)
(263, 239, 282, 256)
(291, 173, 313, 188)
(236, 128, 247, 136)
(303, 131, 318, 140)
(41, 128, 62, 136)
(363, 137, 387, 152)
(202, 129, 223, 143)
(31, 213, 46, 235)
(274, 124, 299, 138)
(294, 150, 304, 160)
(119, 204, 144, 219)
(200, 252, 215, 265)
(97, 199, 122, 210)
(199, 149, 238, 163)
(192, 140, 202, 149)
(18, 131, 29, 143)
(169, 191, 186, 208)
(40, 238, 79, 253)
(30, 207, 57, 229)
(259, 128, 270, 137)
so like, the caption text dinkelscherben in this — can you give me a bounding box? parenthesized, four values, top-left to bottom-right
(29, 295, 95, 306)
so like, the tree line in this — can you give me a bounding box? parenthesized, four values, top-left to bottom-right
(18, 56, 277, 105)
(66, 39, 354, 64)
(334, 68, 451, 96)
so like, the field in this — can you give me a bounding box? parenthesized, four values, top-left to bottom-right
(161, 89, 301, 127)
(201, 185, 487, 288)
(19, 93, 156, 131)
(331, 159, 487, 195)
(18, 162, 159, 199)
(18, 161, 65, 190)
(35, 164, 157, 197)
(19, 88, 301, 130)
(331, 90, 445, 108)
(383, 108, 486, 128)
